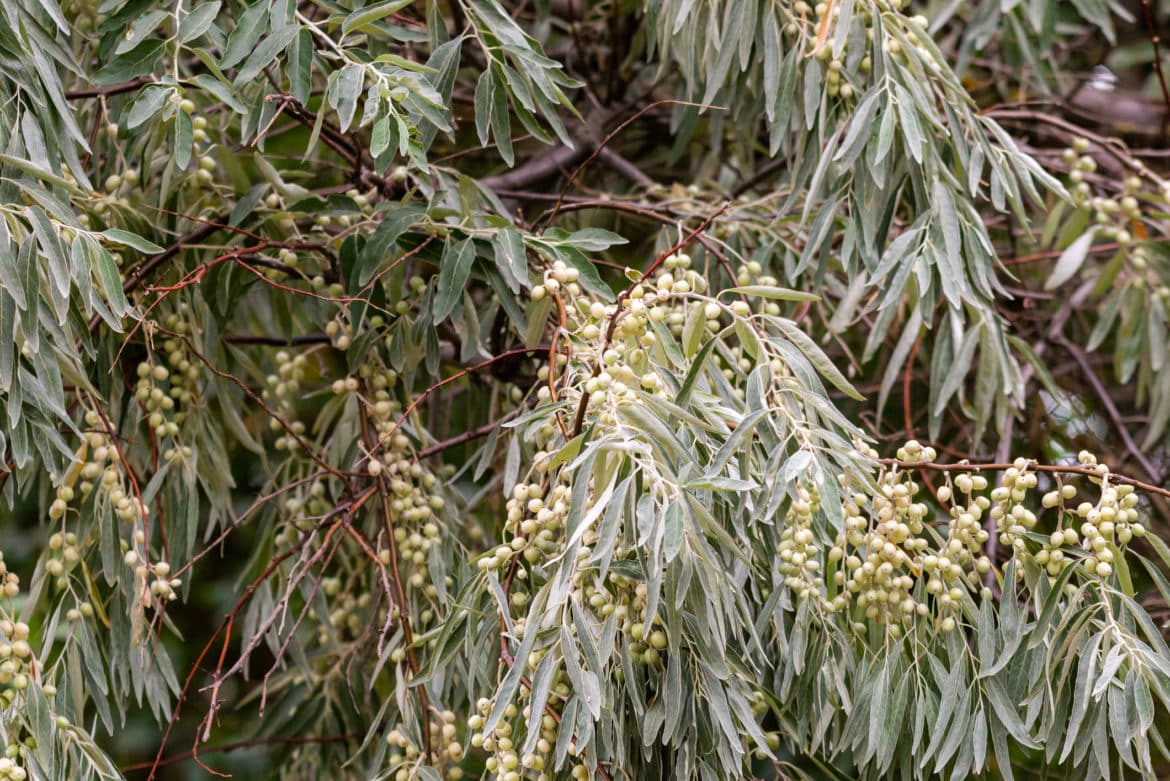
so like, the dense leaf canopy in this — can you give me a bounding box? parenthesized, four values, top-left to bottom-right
(1, 0, 1170, 780)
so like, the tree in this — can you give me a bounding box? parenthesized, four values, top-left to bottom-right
(1, 0, 1170, 778)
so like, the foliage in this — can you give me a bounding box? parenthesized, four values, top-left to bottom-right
(1, 0, 1170, 780)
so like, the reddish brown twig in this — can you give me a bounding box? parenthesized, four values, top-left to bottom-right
(361, 346, 549, 468)
(67, 76, 155, 99)
(143, 506, 348, 781)
(1139, 0, 1170, 129)
(417, 415, 516, 459)
(1003, 243, 1120, 266)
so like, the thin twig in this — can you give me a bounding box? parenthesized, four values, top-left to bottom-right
(1139, 0, 1170, 130)
(540, 99, 717, 230)
(66, 76, 155, 99)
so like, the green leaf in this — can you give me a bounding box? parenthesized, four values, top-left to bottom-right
(187, 74, 248, 114)
(115, 10, 168, 55)
(834, 88, 881, 168)
(484, 625, 536, 735)
(895, 86, 924, 163)
(676, 335, 720, 406)
(489, 64, 515, 165)
(492, 227, 529, 290)
(474, 68, 496, 147)
(664, 502, 683, 561)
(683, 476, 756, 491)
(94, 245, 130, 318)
(288, 27, 314, 105)
(1143, 530, 1170, 574)
(93, 39, 164, 85)
(433, 238, 475, 323)
(522, 650, 558, 755)
(0, 292, 14, 392)
(332, 64, 364, 132)
(545, 434, 584, 473)
(343, 0, 414, 36)
(0, 154, 78, 192)
(1028, 563, 1079, 649)
(720, 286, 820, 302)
(101, 229, 164, 254)
(1135, 674, 1154, 732)
(772, 320, 865, 401)
(563, 228, 628, 252)
(234, 26, 300, 87)
(173, 111, 193, 171)
(933, 180, 964, 305)
(869, 662, 890, 760)
(1044, 230, 1094, 291)
(220, 0, 270, 69)
(125, 85, 171, 129)
(355, 206, 422, 287)
(179, 1, 221, 43)
(985, 676, 1039, 748)
(370, 116, 392, 157)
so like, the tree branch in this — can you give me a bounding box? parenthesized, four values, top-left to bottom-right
(66, 76, 155, 99)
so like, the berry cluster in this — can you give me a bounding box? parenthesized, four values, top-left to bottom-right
(491, 480, 571, 573)
(467, 696, 593, 781)
(777, 486, 824, 599)
(0, 559, 38, 781)
(74, 410, 148, 524)
(385, 711, 464, 781)
(43, 532, 81, 587)
(800, 441, 1153, 638)
(1062, 138, 1170, 300)
(0, 755, 27, 781)
(275, 481, 330, 548)
(136, 312, 202, 457)
(318, 577, 371, 644)
(0, 619, 34, 706)
(0, 556, 18, 600)
(264, 349, 309, 452)
(67, 0, 100, 31)
(835, 457, 939, 635)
